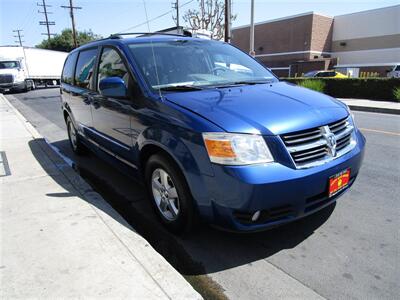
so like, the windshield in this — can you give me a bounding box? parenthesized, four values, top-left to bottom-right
(304, 71, 318, 77)
(0, 61, 20, 69)
(128, 39, 277, 90)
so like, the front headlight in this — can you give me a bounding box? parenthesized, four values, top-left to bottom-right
(15, 73, 25, 82)
(343, 103, 355, 125)
(202, 132, 274, 165)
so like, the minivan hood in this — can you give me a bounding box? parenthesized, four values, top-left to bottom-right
(165, 81, 348, 135)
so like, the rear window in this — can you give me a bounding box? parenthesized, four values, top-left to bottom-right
(304, 71, 318, 77)
(74, 48, 98, 90)
(61, 52, 78, 85)
(395, 65, 400, 71)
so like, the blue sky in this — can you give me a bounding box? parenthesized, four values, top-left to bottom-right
(1, 0, 398, 47)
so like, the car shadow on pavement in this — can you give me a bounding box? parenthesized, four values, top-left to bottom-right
(29, 137, 336, 276)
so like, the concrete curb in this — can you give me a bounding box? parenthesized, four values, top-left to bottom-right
(347, 105, 400, 115)
(0, 93, 202, 299)
(338, 98, 400, 115)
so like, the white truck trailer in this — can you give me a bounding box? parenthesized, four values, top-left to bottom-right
(0, 46, 68, 93)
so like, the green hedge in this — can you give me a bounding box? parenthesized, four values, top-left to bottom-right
(298, 80, 325, 93)
(394, 87, 400, 101)
(283, 78, 400, 101)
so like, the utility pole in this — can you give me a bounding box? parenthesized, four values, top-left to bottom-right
(13, 29, 24, 46)
(224, 0, 231, 43)
(61, 0, 82, 48)
(37, 0, 55, 41)
(249, 0, 255, 57)
(172, 0, 179, 28)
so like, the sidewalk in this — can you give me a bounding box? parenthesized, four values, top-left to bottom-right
(0, 93, 201, 299)
(339, 98, 400, 115)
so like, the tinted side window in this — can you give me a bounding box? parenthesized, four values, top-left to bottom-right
(317, 72, 330, 77)
(74, 48, 97, 90)
(62, 52, 78, 84)
(97, 47, 140, 97)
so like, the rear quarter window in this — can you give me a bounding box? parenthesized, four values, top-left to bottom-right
(61, 52, 78, 85)
(74, 48, 98, 90)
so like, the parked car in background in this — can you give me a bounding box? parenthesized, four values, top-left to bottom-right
(304, 70, 348, 78)
(61, 33, 365, 233)
(387, 64, 400, 78)
(0, 46, 68, 93)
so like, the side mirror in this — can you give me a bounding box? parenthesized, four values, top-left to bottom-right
(99, 77, 127, 98)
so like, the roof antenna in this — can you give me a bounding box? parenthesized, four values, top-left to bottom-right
(142, 0, 163, 99)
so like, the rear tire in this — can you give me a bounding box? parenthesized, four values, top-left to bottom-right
(66, 116, 87, 155)
(145, 153, 197, 234)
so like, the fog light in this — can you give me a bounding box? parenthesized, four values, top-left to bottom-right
(251, 211, 261, 222)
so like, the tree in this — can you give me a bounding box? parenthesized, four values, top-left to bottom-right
(182, 0, 236, 40)
(36, 29, 101, 52)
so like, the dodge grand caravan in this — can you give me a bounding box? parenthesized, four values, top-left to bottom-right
(60, 33, 365, 233)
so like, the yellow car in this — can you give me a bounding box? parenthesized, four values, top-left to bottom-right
(304, 70, 348, 78)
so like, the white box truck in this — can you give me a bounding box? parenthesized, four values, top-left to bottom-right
(0, 46, 68, 93)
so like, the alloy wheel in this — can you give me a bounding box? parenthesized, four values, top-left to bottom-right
(68, 121, 78, 150)
(151, 168, 180, 221)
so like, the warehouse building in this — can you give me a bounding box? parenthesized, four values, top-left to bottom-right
(231, 5, 400, 77)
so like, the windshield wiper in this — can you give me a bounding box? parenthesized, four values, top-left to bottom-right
(210, 80, 275, 88)
(231, 80, 274, 85)
(158, 85, 203, 92)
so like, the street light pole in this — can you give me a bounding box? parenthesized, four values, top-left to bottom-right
(249, 0, 255, 57)
(224, 0, 231, 43)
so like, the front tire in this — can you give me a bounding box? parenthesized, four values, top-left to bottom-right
(22, 81, 29, 93)
(66, 116, 86, 155)
(145, 153, 196, 234)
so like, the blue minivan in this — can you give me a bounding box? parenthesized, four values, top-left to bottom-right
(60, 33, 365, 233)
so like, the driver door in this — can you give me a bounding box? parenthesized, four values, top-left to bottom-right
(91, 46, 140, 162)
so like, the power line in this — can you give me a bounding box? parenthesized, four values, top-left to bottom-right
(117, 0, 194, 33)
(13, 29, 25, 46)
(61, 0, 82, 48)
(37, 0, 55, 41)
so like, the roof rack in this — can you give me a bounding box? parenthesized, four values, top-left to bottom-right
(109, 31, 192, 39)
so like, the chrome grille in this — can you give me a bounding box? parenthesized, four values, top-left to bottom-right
(0, 74, 13, 84)
(281, 117, 356, 168)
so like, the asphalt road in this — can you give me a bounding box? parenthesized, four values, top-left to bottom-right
(5, 88, 400, 300)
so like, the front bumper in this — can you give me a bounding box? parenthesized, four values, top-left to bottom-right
(192, 130, 366, 231)
(0, 81, 25, 92)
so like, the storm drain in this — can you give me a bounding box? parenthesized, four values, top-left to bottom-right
(0, 151, 11, 177)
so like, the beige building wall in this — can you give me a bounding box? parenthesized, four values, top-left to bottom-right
(332, 5, 400, 67)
